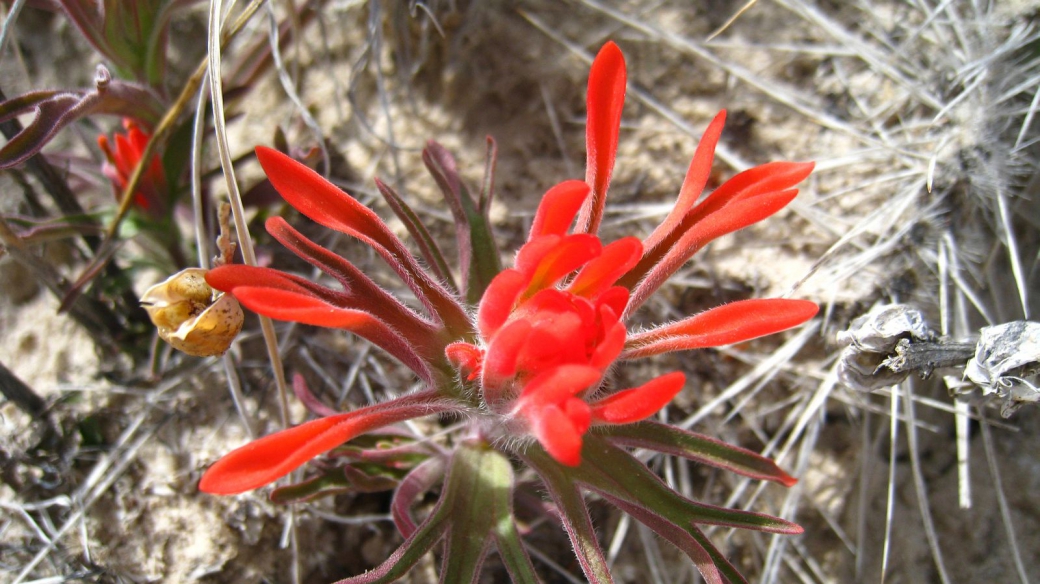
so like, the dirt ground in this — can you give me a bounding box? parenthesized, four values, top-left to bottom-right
(2, 1, 1039, 583)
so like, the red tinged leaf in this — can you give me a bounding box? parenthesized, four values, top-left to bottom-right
(230, 285, 432, 382)
(207, 264, 349, 306)
(642, 111, 727, 251)
(624, 299, 819, 359)
(590, 372, 685, 424)
(601, 421, 798, 487)
(529, 180, 590, 239)
(254, 147, 469, 334)
(628, 189, 801, 313)
(199, 391, 449, 495)
(621, 161, 814, 294)
(577, 41, 627, 235)
(265, 217, 441, 355)
(692, 161, 814, 221)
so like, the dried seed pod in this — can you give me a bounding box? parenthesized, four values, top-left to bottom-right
(141, 268, 243, 357)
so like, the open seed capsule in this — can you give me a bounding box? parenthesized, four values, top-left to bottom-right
(141, 268, 244, 357)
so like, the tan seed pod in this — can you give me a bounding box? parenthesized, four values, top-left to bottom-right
(141, 268, 244, 357)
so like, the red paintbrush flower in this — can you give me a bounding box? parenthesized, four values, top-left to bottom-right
(98, 118, 167, 217)
(198, 41, 818, 584)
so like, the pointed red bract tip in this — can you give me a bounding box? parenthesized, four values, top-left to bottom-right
(532, 404, 584, 467)
(529, 180, 590, 239)
(579, 41, 627, 235)
(199, 393, 446, 495)
(590, 371, 685, 424)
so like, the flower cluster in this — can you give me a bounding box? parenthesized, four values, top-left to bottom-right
(199, 42, 817, 583)
(98, 118, 167, 217)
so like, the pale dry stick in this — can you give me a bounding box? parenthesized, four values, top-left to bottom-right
(705, 0, 757, 42)
(307, 507, 393, 525)
(677, 323, 819, 431)
(774, 0, 944, 111)
(761, 376, 829, 581)
(940, 238, 973, 510)
(942, 231, 996, 326)
(1013, 85, 1040, 151)
(977, 407, 1031, 584)
(854, 409, 882, 580)
(188, 70, 256, 440)
(878, 385, 899, 584)
(0, 0, 28, 60)
(996, 191, 1031, 319)
(265, 1, 331, 175)
(368, 0, 407, 195)
(518, 9, 751, 172)
(579, 0, 875, 145)
(525, 544, 586, 584)
(605, 503, 633, 566)
(788, 178, 928, 298)
(540, 82, 577, 178)
(207, 0, 291, 427)
(792, 538, 831, 584)
(900, 380, 952, 584)
(101, 0, 268, 249)
(706, 374, 822, 562)
(12, 414, 164, 582)
(207, 1, 298, 582)
(636, 522, 668, 584)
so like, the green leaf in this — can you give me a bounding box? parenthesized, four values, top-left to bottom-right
(522, 448, 615, 584)
(577, 434, 802, 534)
(421, 142, 501, 305)
(374, 178, 457, 293)
(269, 464, 398, 504)
(597, 421, 797, 486)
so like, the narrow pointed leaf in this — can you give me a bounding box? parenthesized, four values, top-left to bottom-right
(521, 450, 615, 584)
(478, 136, 498, 213)
(422, 141, 502, 304)
(266, 217, 444, 356)
(0, 76, 163, 169)
(601, 494, 724, 584)
(576, 435, 802, 534)
(620, 161, 813, 293)
(335, 501, 451, 584)
(233, 286, 433, 382)
(374, 177, 457, 292)
(392, 457, 447, 538)
(597, 421, 797, 486)
(642, 110, 727, 251)
(623, 299, 819, 359)
(269, 464, 399, 504)
(628, 189, 799, 313)
(199, 391, 447, 495)
(440, 444, 515, 584)
(255, 146, 470, 335)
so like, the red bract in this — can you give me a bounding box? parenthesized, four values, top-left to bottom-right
(200, 41, 818, 584)
(98, 118, 167, 216)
